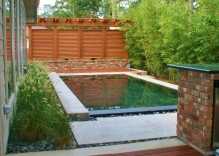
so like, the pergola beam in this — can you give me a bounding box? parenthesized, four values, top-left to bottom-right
(6, 18, 132, 27)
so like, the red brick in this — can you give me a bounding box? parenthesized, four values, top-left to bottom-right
(200, 106, 213, 113)
(189, 89, 200, 97)
(199, 118, 212, 126)
(188, 71, 197, 77)
(203, 99, 213, 106)
(211, 74, 219, 80)
(177, 129, 188, 141)
(190, 102, 200, 109)
(178, 92, 184, 98)
(181, 120, 189, 128)
(184, 93, 194, 101)
(179, 70, 188, 76)
(181, 75, 190, 81)
(190, 114, 199, 121)
(178, 81, 185, 87)
(193, 109, 205, 118)
(178, 86, 188, 93)
(177, 124, 184, 131)
(178, 103, 184, 109)
(179, 97, 190, 105)
(195, 84, 205, 92)
(204, 86, 214, 93)
(199, 131, 212, 139)
(197, 73, 205, 78)
(185, 117, 193, 125)
(200, 92, 213, 100)
(203, 112, 213, 119)
(192, 120, 200, 128)
(184, 82, 195, 89)
(177, 113, 184, 120)
(201, 79, 214, 87)
(188, 124, 200, 134)
(188, 137, 211, 152)
(199, 124, 212, 132)
(194, 97, 203, 104)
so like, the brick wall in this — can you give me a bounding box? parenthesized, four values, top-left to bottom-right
(177, 69, 219, 154)
(43, 59, 128, 71)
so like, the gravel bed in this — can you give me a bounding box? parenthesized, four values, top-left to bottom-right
(7, 111, 177, 154)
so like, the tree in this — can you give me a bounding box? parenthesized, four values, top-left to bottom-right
(38, 0, 102, 18)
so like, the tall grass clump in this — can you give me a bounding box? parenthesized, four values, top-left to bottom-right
(10, 61, 71, 146)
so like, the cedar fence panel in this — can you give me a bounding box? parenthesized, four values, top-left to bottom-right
(31, 29, 54, 59)
(106, 30, 126, 58)
(58, 30, 78, 59)
(82, 30, 102, 58)
(29, 28, 127, 60)
(6, 29, 16, 61)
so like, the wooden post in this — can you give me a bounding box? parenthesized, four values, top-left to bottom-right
(102, 26, 107, 59)
(28, 26, 33, 61)
(53, 26, 58, 61)
(78, 26, 82, 59)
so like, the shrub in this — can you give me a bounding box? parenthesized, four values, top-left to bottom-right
(10, 61, 71, 146)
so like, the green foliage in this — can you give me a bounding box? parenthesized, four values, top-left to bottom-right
(121, 0, 219, 82)
(39, 0, 102, 18)
(10, 61, 71, 145)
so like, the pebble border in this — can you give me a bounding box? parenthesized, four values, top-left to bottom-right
(7, 111, 177, 154)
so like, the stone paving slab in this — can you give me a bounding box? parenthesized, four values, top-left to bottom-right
(71, 113, 177, 145)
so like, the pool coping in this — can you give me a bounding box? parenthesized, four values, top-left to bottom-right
(49, 72, 89, 120)
(55, 69, 178, 118)
(89, 105, 177, 117)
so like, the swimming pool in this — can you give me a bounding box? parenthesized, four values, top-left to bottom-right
(62, 74, 177, 111)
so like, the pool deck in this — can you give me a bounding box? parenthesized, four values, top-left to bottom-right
(6, 69, 204, 156)
(72, 113, 177, 145)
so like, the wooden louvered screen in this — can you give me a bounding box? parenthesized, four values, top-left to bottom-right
(32, 29, 54, 59)
(82, 30, 102, 58)
(58, 30, 78, 59)
(28, 27, 127, 60)
(106, 30, 126, 58)
(6, 29, 16, 61)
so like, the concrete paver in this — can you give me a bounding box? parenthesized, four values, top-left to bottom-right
(71, 113, 177, 145)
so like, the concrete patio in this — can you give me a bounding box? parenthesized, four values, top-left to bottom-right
(72, 113, 177, 145)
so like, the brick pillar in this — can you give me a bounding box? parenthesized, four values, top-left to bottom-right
(177, 69, 219, 154)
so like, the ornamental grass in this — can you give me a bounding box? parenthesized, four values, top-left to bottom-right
(10, 61, 71, 146)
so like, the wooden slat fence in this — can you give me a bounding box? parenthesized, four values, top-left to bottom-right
(28, 27, 127, 60)
(6, 29, 16, 60)
(6, 18, 129, 61)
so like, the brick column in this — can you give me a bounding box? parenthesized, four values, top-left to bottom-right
(177, 69, 219, 154)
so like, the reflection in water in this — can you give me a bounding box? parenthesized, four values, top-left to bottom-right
(62, 75, 177, 111)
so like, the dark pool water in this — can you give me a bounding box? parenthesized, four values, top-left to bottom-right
(62, 75, 177, 111)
